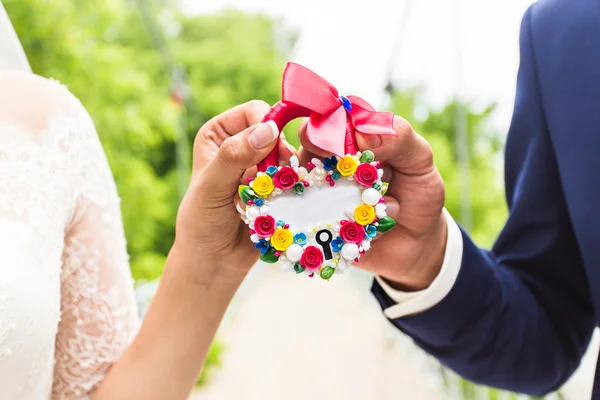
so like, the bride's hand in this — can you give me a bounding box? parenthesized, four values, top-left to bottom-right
(97, 101, 295, 399)
(174, 100, 294, 280)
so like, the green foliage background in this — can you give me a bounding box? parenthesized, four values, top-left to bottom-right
(4, 0, 523, 397)
(5, 0, 294, 282)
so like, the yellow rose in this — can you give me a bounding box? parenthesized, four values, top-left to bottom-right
(354, 204, 375, 226)
(271, 228, 294, 251)
(336, 155, 358, 176)
(252, 175, 274, 197)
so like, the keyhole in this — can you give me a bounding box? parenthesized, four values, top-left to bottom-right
(316, 229, 334, 260)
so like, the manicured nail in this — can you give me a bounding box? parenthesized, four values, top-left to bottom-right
(249, 121, 279, 149)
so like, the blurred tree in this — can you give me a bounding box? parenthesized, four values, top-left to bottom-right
(389, 88, 507, 247)
(4, 0, 294, 282)
(5, 0, 295, 390)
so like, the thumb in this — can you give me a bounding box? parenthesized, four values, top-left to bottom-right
(201, 120, 279, 195)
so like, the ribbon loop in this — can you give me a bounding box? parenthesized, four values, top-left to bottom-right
(258, 62, 397, 171)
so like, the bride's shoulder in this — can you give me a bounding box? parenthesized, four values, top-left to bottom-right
(0, 70, 82, 135)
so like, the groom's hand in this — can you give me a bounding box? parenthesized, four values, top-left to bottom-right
(297, 116, 447, 291)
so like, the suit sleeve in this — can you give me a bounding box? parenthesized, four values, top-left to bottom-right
(371, 5, 595, 397)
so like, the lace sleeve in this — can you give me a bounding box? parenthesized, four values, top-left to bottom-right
(51, 94, 140, 399)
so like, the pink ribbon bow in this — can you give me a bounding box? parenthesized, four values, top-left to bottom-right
(258, 62, 396, 172)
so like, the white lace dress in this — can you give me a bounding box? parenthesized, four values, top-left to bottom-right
(0, 77, 139, 399)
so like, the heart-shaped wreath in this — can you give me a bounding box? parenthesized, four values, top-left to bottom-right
(239, 63, 398, 280)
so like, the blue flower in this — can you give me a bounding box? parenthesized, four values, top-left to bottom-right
(254, 198, 264, 207)
(277, 220, 285, 228)
(339, 95, 352, 112)
(365, 225, 377, 239)
(293, 233, 307, 245)
(331, 236, 344, 252)
(332, 171, 341, 180)
(323, 156, 338, 171)
(266, 165, 279, 177)
(254, 239, 270, 255)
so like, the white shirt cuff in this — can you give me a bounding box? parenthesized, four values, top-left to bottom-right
(375, 208, 463, 319)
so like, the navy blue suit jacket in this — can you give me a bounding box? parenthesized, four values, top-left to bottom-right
(372, 0, 600, 397)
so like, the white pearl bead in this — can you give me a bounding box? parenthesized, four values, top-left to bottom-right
(245, 206, 260, 221)
(341, 243, 359, 260)
(361, 188, 381, 205)
(361, 240, 371, 251)
(286, 244, 303, 262)
(375, 203, 387, 218)
(260, 205, 270, 215)
(250, 234, 260, 243)
(313, 167, 326, 181)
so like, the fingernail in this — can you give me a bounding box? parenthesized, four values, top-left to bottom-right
(384, 198, 400, 219)
(249, 121, 279, 149)
(236, 201, 246, 215)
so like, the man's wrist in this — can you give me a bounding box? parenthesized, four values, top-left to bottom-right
(380, 211, 448, 292)
(375, 209, 463, 319)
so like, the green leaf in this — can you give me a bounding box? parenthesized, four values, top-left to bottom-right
(320, 266, 335, 280)
(359, 150, 375, 163)
(259, 248, 279, 263)
(238, 185, 256, 205)
(381, 182, 389, 196)
(376, 216, 396, 233)
(294, 263, 305, 274)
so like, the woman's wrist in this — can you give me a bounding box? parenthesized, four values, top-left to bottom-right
(166, 238, 247, 292)
(100, 240, 245, 400)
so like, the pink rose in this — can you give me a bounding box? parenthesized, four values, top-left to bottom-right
(355, 163, 378, 186)
(300, 246, 324, 271)
(254, 215, 275, 238)
(273, 166, 299, 189)
(339, 221, 366, 244)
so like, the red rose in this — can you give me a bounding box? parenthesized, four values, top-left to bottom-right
(300, 246, 324, 271)
(355, 163, 378, 186)
(254, 215, 276, 238)
(339, 221, 366, 244)
(273, 166, 299, 189)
